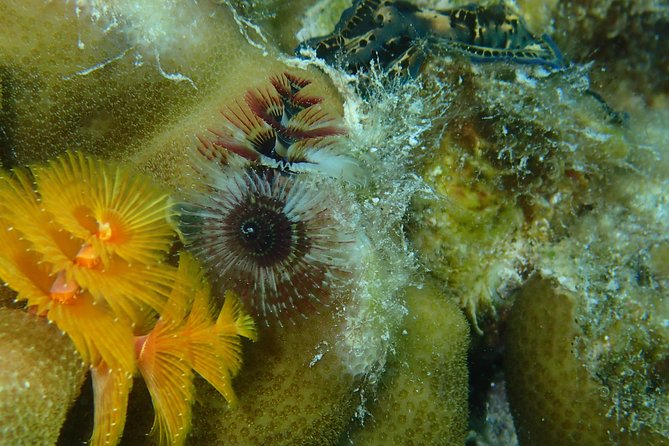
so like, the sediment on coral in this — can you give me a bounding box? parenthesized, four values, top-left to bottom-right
(347, 283, 470, 446)
(408, 44, 636, 328)
(505, 274, 668, 445)
(531, 172, 669, 443)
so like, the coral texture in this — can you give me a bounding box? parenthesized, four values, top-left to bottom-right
(189, 311, 358, 446)
(0, 0, 341, 180)
(348, 283, 470, 446)
(505, 274, 667, 445)
(3, 0, 667, 445)
(0, 308, 86, 446)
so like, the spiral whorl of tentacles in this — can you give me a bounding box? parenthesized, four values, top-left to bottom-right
(187, 72, 357, 327)
(196, 72, 360, 181)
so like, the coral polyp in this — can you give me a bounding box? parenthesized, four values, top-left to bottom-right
(185, 167, 353, 325)
(0, 152, 255, 446)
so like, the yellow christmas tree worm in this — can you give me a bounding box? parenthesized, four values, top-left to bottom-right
(0, 152, 255, 446)
(135, 254, 257, 446)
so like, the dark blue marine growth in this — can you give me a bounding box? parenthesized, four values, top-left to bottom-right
(298, 0, 564, 77)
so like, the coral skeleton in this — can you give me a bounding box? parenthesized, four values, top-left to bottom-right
(0, 152, 255, 446)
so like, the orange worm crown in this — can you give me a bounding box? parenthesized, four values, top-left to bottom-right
(0, 152, 255, 446)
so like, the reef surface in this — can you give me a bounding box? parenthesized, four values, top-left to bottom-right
(0, 1, 667, 445)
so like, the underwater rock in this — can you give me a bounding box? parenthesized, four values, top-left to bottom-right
(466, 378, 519, 446)
(516, 0, 669, 109)
(0, 308, 86, 445)
(408, 44, 635, 329)
(410, 125, 527, 331)
(505, 274, 668, 445)
(348, 283, 470, 446)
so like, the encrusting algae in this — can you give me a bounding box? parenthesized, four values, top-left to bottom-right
(0, 152, 255, 446)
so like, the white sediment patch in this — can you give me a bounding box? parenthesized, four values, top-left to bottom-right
(69, 0, 223, 87)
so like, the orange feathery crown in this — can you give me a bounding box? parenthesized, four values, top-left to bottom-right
(0, 152, 255, 446)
